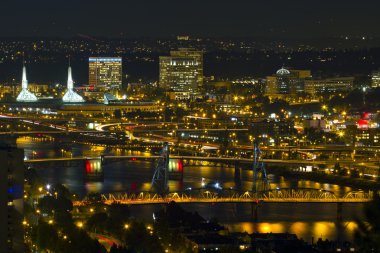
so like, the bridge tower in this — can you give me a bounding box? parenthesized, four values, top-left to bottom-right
(252, 143, 270, 192)
(151, 142, 169, 194)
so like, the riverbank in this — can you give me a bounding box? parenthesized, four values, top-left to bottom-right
(271, 168, 380, 191)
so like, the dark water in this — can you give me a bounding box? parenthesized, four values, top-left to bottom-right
(18, 137, 365, 242)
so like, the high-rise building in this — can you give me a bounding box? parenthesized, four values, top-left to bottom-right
(89, 57, 122, 89)
(159, 48, 203, 94)
(0, 146, 24, 253)
(371, 69, 380, 88)
(265, 68, 311, 98)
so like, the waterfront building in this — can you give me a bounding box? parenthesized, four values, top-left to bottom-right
(89, 57, 122, 89)
(0, 146, 24, 253)
(159, 48, 203, 99)
(62, 66, 85, 103)
(16, 66, 38, 102)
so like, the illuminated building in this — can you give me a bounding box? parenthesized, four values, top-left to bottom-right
(371, 68, 380, 88)
(265, 68, 311, 98)
(62, 66, 85, 103)
(159, 48, 203, 98)
(89, 57, 122, 89)
(58, 101, 162, 117)
(16, 66, 38, 102)
(0, 146, 24, 253)
(304, 77, 354, 96)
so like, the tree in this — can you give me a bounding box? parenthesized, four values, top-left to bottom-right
(87, 212, 108, 233)
(355, 194, 380, 252)
(106, 204, 131, 234)
(123, 220, 163, 253)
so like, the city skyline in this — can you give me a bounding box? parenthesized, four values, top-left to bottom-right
(2, 1, 380, 252)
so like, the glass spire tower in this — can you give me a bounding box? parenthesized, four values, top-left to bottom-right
(16, 66, 38, 102)
(62, 66, 85, 103)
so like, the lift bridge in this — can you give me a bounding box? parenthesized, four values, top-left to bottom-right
(74, 142, 373, 206)
(150, 142, 268, 194)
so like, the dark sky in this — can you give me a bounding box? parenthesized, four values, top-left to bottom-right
(1, 0, 380, 38)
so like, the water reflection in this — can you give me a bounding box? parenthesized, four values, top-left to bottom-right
(224, 221, 358, 242)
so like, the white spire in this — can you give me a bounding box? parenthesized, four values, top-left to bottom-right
(16, 65, 38, 102)
(62, 65, 85, 103)
(67, 66, 73, 90)
(22, 66, 28, 89)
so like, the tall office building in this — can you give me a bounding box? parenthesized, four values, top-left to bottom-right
(159, 48, 203, 93)
(0, 146, 24, 253)
(371, 69, 380, 88)
(89, 57, 122, 89)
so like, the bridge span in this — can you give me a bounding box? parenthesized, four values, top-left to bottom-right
(73, 188, 373, 206)
(24, 155, 379, 168)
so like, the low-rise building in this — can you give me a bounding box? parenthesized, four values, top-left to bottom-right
(304, 77, 354, 96)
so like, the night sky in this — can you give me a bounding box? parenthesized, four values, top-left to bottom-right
(1, 0, 380, 38)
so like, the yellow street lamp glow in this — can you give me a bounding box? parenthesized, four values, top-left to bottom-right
(124, 224, 130, 229)
(48, 219, 53, 224)
(76, 221, 83, 228)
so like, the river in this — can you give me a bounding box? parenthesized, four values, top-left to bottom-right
(18, 137, 365, 243)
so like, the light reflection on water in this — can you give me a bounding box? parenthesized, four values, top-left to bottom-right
(19, 137, 364, 242)
(224, 221, 359, 242)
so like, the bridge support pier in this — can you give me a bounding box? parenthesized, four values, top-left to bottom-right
(337, 202, 343, 222)
(251, 202, 259, 222)
(234, 162, 241, 179)
(234, 165, 241, 189)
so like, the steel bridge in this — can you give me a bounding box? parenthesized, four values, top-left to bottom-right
(74, 188, 373, 206)
(24, 155, 379, 168)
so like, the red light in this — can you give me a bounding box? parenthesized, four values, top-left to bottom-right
(357, 119, 369, 128)
(85, 160, 91, 173)
(178, 159, 183, 173)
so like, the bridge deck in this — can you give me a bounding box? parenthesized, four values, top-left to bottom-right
(24, 155, 378, 167)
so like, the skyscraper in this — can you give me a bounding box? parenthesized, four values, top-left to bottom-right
(89, 57, 122, 89)
(0, 146, 24, 253)
(159, 48, 203, 94)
